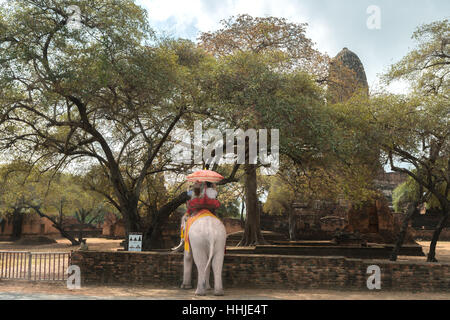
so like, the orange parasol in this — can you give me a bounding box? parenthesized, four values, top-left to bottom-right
(186, 170, 224, 183)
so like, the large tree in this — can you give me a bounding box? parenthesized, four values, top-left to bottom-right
(381, 94, 448, 262)
(263, 152, 378, 241)
(333, 89, 448, 263)
(0, 0, 224, 249)
(381, 19, 449, 262)
(199, 14, 331, 246)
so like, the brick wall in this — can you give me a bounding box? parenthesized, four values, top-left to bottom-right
(410, 228, 450, 241)
(0, 215, 60, 238)
(71, 251, 449, 292)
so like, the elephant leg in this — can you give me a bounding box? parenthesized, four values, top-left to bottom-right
(192, 249, 208, 296)
(181, 250, 193, 289)
(212, 253, 224, 296)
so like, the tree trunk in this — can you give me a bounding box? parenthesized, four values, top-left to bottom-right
(143, 210, 165, 250)
(288, 203, 296, 241)
(146, 223, 164, 249)
(390, 202, 418, 261)
(240, 197, 245, 227)
(238, 164, 265, 246)
(142, 191, 190, 250)
(10, 209, 24, 240)
(55, 225, 80, 246)
(120, 195, 141, 251)
(427, 208, 449, 262)
(26, 205, 80, 246)
(78, 228, 83, 243)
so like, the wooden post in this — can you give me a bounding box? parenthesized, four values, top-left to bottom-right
(27, 252, 32, 280)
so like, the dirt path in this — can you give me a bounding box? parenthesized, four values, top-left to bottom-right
(0, 281, 448, 300)
(416, 241, 450, 262)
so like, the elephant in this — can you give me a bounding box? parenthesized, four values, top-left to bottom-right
(174, 212, 227, 296)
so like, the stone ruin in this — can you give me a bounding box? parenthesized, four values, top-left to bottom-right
(327, 48, 414, 244)
(260, 194, 415, 245)
(328, 47, 369, 104)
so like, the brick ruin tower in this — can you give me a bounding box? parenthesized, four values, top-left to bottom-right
(326, 48, 412, 244)
(328, 47, 369, 104)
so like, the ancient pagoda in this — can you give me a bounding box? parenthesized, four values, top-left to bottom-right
(328, 47, 369, 104)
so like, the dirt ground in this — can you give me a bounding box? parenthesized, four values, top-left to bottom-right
(0, 237, 123, 253)
(416, 241, 450, 262)
(0, 238, 449, 300)
(0, 281, 449, 300)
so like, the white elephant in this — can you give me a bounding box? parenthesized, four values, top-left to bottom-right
(175, 212, 227, 296)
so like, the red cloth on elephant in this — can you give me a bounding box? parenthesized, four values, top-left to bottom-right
(186, 197, 220, 215)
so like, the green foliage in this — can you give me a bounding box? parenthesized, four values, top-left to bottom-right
(263, 175, 296, 216)
(392, 179, 421, 213)
(215, 198, 240, 218)
(393, 176, 450, 213)
(0, 0, 217, 236)
(0, 161, 112, 221)
(383, 19, 449, 96)
(0, 2, 446, 246)
(349, 19, 450, 214)
(200, 14, 328, 77)
(201, 14, 382, 210)
(211, 49, 332, 167)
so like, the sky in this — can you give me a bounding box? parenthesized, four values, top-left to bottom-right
(137, 0, 450, 93)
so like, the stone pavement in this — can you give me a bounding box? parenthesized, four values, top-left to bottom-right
(0, 291, 278, 300)
(0, 292, 109, 300)
(0, 281, 449, 300)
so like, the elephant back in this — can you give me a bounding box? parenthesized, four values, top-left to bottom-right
(184, 210, 221, 252)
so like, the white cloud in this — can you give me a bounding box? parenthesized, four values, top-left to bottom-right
(137, 0, 448, 96)
(385, 79, 412, 95)
(138, 0, 315, 39)
(138, 0, 338, 64)
(3, 0, 445, 95)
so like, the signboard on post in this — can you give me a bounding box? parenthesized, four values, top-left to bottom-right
(128, 232, 143, 252)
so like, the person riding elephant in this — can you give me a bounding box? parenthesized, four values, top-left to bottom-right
(187, 182, 220, 214)
(172, 182, 220, 251)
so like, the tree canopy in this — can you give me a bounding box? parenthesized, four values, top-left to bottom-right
(0, 0, 219, 248)
(0, 2, 447, 258)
